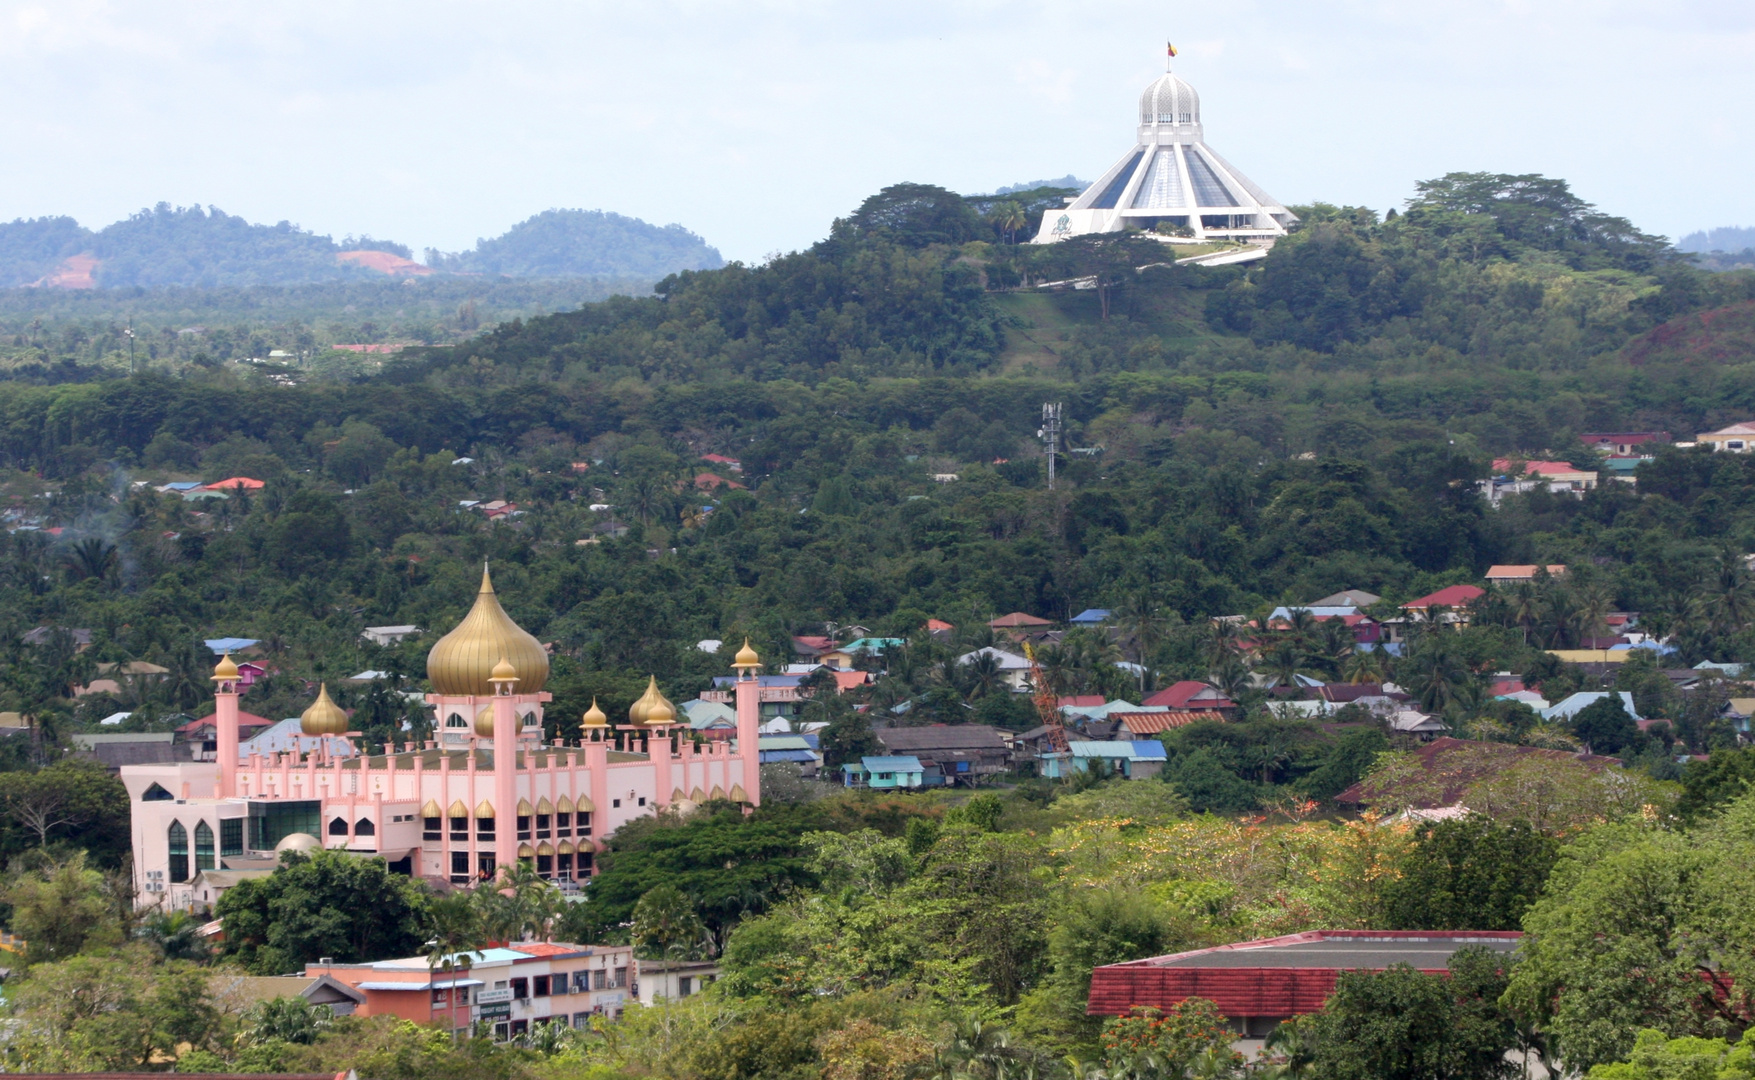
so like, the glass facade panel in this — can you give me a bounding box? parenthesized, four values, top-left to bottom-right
(1090, 151, 1145, 210)
(168, 821, 188, 883)
(220, 818, 244, 857)
(1132, 148, 1185, 209)
(249, 800, 321, 849)
(194, 821, 215, 871)
(1184, 150, 1240, 207)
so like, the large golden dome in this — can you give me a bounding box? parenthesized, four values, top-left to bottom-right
(300, 684, 349, 736)
(426, 565, 549, 696)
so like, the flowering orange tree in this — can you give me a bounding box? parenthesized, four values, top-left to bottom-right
(1101, 999, 1241, 1073)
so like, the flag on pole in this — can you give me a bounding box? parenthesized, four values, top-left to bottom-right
(1167, 41, 1178, 58)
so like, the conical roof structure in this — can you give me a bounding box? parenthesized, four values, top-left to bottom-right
(1035, 53, 1294, 243)
(426, 565, 550, 696)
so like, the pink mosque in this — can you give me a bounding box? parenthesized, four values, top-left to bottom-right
(121, 568, 763, 911)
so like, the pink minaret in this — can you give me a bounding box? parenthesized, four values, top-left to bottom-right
(212, 654, 241, 797)
(488, 657, 521, 878)
(731, 639, 762, 807)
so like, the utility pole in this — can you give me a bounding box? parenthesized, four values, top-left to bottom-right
(1038, 402, 1062, 490)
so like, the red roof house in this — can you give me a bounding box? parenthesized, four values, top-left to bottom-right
(1142, 681, 1234, 711)
(792, 635, 836, 659)
(989, 612, 1055, 629)
(692, 473, 746, 491)
(1087, 930, 1523, 1030)
(1400, 585, 1485, 612)
(202, 476, 265, 492)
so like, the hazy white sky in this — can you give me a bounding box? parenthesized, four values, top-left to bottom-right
(0, 1, 1749, 263)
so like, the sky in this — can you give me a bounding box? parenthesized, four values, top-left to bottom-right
(0, 0, 1750, 264)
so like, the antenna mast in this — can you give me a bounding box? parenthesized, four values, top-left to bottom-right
(1039, 402, 1062, 489)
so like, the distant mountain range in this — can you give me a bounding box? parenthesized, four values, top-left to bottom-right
(0, 204, 723, 290)
(1677, 226, 1755, 254)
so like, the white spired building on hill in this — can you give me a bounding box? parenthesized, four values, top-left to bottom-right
(122, 567, 763, 912)
(1034, 51, 1294, 244)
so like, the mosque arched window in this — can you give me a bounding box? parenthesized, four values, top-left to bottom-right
(354, 817, 375, 836)
(168, 822, 188, 883)
(328, 817, 350, 836)
(446, 713, 467, 728)
(142, 783, 173, 801)
(194, 821, 215, 871)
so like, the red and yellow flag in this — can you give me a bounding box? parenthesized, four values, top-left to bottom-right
(1166, 41, 1178, 58)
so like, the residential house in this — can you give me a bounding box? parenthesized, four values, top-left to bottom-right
(874, 724, 1013, 785)
(841, 755, 925, 789)
(821, 637, 905, 670)
(362, 625, 422, 646)
(201, 476, 265, 493)
(1400, 585, 1485, 619)
(637, 959, 722, 1004)
(205, 637, 261, 656)
(177, 711, 277, 761)
(21, 626, 92, 650)
(310, 942, 633, 1039)
(1485, 565, 1567, 584)
(700, 454, 743, 472)
(1141, 681, 1234, 712)
(1388, 710, 1448, 739)
(988, 612, 1055, 642)
(791, 635, 836, 662)
(1307, 589, 1381, 608)
(1481, 459, 1598, 504)
(210, 972, 366, 1017)
(1040, 740, 1167, 780)
(76, 659, 171, 697)
(1070, 609, 1112, 626)
(758, 734, 822, 779)
(924, 618, 955, 639)
(1582, 432, 1670, 456)
(1697, 422, 1755, 452)
(1541, 691, 1641, 724)
(72, 732, 190, 771)
(955, 647, 1034, 692)
(1113, 710, 1209, 736)
(702, 673, 807, 721)
(693, 473, 746, 491)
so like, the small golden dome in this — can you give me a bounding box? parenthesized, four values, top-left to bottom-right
(473, 704, 499, 738)
(733, 638, 761, 669)
(421, 799, 442, 819)
(211, 653, 240, 683)
(300, 684, 348, 737)
(582, 698, 608, 727)
(426, 565, 550, 697)
(557, 795, 576, 814)
(475, 799, 495, 819)
(628, 676, 676, 727)
(490, 656, 518, 684)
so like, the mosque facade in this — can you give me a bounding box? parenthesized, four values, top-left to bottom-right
(121, 568, 763, 911)
(1034, 55, 1295, 243)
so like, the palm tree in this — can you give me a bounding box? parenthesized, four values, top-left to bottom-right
(424, 892, 486, 1035)
(1705, 548, 1755, 636)
(1313, 618, 1355, 677)
(1342, 647, 1388, 685)
(1570, 582, 1615, 644)
(63, 537, 118, 585)
(964, 651, 1006, 700)
(989, 201, 1028, 245)
(1399, 638, 1474, 713)
(1506, 583, 1542, 644)
(1204, 619, 1243, 669)
(1259, 640, 1307, 690)
(1285, 608, 1320, 649)
(1111, 592, 1168, 694)
(139, 909, 210, 962)
(1208, 654, 1252, 703)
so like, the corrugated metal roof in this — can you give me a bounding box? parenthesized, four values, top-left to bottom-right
(860, 755, 923, 771)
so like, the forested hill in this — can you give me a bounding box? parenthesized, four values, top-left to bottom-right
(0, 204, 721, 289)
(7, 172, 1755, 748)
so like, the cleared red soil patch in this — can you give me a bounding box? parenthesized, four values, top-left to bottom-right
(336, 250, 434, 275)
(34, 253, 99, 289)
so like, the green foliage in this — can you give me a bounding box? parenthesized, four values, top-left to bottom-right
(1677, 746, 1755, 822)
(2, 948, 222, 1071)
(631, 883, 709, 962)
(2, 851, 127, 962)
(1382, 817, 1560, 931)
(433, 208, 722, 279)
(1100, 999, 1242, 1076)
(1586, 1028, 1755, 1080)
(1301, 947, 1522, 1080)
(214, 849, 431, 973)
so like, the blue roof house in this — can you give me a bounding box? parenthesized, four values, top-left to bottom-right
(841, 755, 924, 789)
(1041, 740, 1167, 780)
(1070, 609, 1112, 626)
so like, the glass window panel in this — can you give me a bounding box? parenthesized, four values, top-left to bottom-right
(1090, 151, 1146, 210)
(1184, 150, 1240, 207)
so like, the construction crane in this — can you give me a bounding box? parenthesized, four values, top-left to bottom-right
(1022, 641, 1069, 753)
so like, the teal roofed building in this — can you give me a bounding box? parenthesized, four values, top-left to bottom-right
(841, 755, 924, 789)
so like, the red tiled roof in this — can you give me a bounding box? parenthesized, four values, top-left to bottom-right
(792, 636, 834, 653)
(693, 473, 747, 490)
(1491, 459, 1591, 476)
(1401, 585, 1485, 610)
(202, 476, 265, 491)
(989, 612, 1054, 628)
(1142, 681, 1232, 709)
(179, 711, 275, 735)
(1117, 711, 1209, 734)
(925, 619, 954, 631)
(833, 671, 872, 692)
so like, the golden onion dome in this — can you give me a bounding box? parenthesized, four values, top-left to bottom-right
(211, 653, 241, 683)
(581, 698, 608, 728)
(473, 704, 497, 738)
(426, 565, 549, 697)
(300, 684, 349, 737)
(628, 676, 676, 727)
(733, 638, 761, 668)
